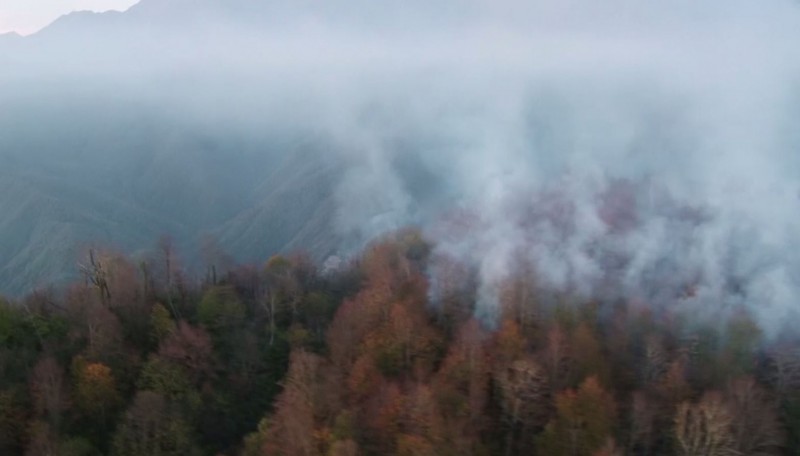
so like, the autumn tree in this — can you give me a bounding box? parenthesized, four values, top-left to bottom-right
(427, 253, 477, 335)
(395, 385, 446, 455)
(29, 356, 67, 429)
(537, 376, 617, 456)
(492, 319, 526, 368)
(495, 356, 549, 455)
(327, 237, 435, 380)
(432, 319, 490, 454)
(157, 321, 213, 385)
(112, 391, 200, 456)
(257, 350, 327, 456)
(541, 324, 572, 391)
(570, 322, 609, 387)
(72, 358, 121, 445)
(498, 256, 541, 333)
(85, 302, 123, 363)
(364, 301, 441, 378)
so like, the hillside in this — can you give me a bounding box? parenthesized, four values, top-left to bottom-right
(0, 232, 797, 455)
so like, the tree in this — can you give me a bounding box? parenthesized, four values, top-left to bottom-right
(725, 377, 785, 455)
(326, 244, 416, 373)
(300, 291, 335, 348)
(541, 325, 571, 390)
(29, 356, 67, 429)
(396, 434, 437, 456)
(398, 385, 446, 455)
(157, 321, 213, 385)
(197, 287, 245, 335)
(674, 392, 736, 456)
(258, 350, 326, 456)
(494, 357, 549, 456)
(364, 302, 441, 378)
(328, 439, 359, 456)
(263, 255, 303, 346)
(84, 301, 123, 363)
(592, 438, 623, 456)
(73, 360, 120, 422)
(427, 253, 476, 335)
(24, 420, 58, 456)
(112, 391, 199, 456)
(59, 436, 97, 456)
(570, 323, 609, 387)
(0, 388, 29, 454)
(196, 286, 245, 357)
(627, 391, 657, 455)
(767, 344, 800, 396)
(720, 312, 761, 378)
(498, 257, 541, 332)
(0, 296, 30, 347)
(641, 335, 668, 384)
(137, 356, 198, 405)
(537, 376, 617, 456)
(79, 249, 111, 305)
(347, 353, 384, 404)
(149, 303, 175, 346)
(431, 320, 490, 455)
(492, 319, 526, 368)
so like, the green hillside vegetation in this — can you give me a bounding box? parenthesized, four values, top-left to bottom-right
(0, 229, 796, 455)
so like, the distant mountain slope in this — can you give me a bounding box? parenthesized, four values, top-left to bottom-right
(0, 135, 343, 295)
(0, 0, 366, 295)
(0, 172, 177, 294)
(215, 145, 343, 263)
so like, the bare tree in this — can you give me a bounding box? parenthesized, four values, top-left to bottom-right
(79, 249, 111, 304)
(674, 392, 737, 456)
(156, 235, 183, 320)
(768, 344, 800, 396)
(726, 377, 785, 455)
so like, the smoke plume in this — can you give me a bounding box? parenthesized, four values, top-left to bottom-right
(3, 0, 800, 334)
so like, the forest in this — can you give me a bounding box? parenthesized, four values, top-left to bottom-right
(0, 228, 798, 456)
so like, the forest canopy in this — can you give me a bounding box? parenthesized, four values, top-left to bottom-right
(0, 229, 796, 455)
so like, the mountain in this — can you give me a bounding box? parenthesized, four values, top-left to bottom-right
(0, 2, 358, 295)
(0, 90, 344, 294)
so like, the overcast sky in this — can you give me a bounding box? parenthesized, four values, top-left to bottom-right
(0, 0, 139, 35)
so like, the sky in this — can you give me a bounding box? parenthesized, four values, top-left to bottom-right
(0, 0, 138, 35)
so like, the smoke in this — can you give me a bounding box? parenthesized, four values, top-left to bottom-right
(3, 0, 800, 333)
(301, 0, 800, 335)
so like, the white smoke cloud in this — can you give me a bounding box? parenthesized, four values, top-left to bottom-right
(4, 0, 800, 333)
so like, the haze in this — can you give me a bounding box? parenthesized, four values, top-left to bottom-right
(1, 0, 800, 335)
